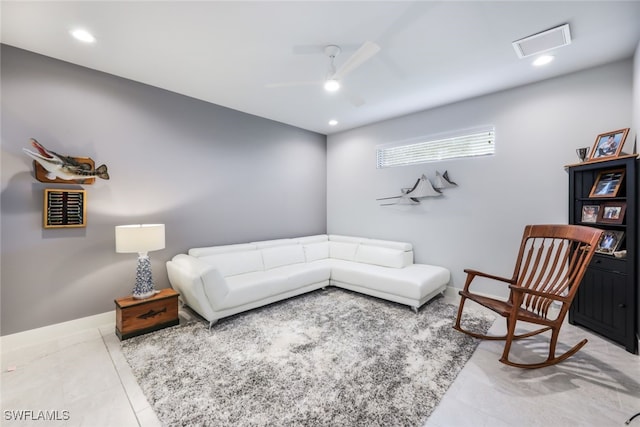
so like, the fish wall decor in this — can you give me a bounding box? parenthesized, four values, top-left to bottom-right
(23, 139, 109, 184)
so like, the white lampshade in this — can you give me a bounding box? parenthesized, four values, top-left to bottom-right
(115, 224, 165, 254)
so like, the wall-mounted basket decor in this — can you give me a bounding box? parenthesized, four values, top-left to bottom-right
(43, 189, 87, 228)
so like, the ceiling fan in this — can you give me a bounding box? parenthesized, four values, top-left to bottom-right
(266, 41, 381, 106)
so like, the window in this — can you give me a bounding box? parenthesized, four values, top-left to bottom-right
(376, 126, 495, 169)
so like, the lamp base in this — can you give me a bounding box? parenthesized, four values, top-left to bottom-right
(132, 255, 157, 300)
(132, 290, 159, 300)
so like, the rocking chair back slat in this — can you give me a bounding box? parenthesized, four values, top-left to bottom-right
(519, 239, 567, 316)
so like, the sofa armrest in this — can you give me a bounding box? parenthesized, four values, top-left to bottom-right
(166, 254, 230, 320)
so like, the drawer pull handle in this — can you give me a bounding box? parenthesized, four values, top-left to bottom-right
(138, 307, 167, 320)
(618, 304, 626, 309)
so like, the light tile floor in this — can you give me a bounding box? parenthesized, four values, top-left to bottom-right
(1, 324, 160, 427)
(1, 304, 639, 427)
(427, 308, 640, 427)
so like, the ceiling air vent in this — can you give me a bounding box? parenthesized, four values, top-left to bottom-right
(512, 24, 571, 58)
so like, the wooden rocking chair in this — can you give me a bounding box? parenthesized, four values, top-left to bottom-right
(453, 224, 603, 369)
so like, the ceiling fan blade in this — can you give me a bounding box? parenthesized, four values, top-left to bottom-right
(265, 80, 323, 88)
(332, 41, 381, 80)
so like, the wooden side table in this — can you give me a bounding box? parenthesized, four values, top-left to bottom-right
(115, 288, 179, 340)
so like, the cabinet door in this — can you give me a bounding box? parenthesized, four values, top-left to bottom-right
(572, 267, 627, 345)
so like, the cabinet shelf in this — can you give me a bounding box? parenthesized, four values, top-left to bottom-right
(577, 222, 627, 229)
(576, 197, 627, 202)
(568, 156, 638, 354)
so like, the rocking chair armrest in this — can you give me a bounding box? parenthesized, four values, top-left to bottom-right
(464, 269, 515, 285)
(507, 285, 570, 303)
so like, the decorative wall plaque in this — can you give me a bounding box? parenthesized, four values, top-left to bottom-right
(43, 189, 87, 228)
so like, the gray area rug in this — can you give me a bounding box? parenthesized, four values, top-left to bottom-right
(121, 288, 494, 426)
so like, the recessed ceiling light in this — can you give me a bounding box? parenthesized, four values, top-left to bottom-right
(328, 120, 338, 126)
(324, 79, 340, 92)
(532, 55, 554, 67)
(71, 29, 96, 43)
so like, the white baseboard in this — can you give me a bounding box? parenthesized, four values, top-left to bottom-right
(443, 285, 461, 301)
(1, 311, 115, 353)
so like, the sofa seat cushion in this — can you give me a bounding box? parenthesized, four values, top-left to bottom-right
(222, 262, 332, 310)
(223, 270, 290, 309)
(272, 261, 332, 288)
(329, 260, 450, 300)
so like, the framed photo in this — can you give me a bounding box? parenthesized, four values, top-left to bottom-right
(581, 205, 600, 223)
(588, 128, 629, 161)
(43, 189, 87, 228)
(595, 230, 624, 254)
(597, 202, 626, 224)
(589, 169, 625, 198)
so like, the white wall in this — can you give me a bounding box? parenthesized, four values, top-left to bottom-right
(1, 45, 327, 335)
(327, 59, 633, 297)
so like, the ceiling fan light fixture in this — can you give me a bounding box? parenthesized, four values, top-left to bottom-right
(324, 79, 340, 92)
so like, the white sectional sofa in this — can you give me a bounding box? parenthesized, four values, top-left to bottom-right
(166, 234, 450, 328)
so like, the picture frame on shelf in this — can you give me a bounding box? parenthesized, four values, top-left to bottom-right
(581, 205, 600, 223)
(595, 230, 624, 254)
(589, 168, 625, 198)
(588, 128, 629, 161)
(597, 202, 626, 224)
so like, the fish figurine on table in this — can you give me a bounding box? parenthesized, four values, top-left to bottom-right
(23, 138, 109, 182)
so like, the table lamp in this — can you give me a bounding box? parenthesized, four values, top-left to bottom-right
(115, 224, 165, 299)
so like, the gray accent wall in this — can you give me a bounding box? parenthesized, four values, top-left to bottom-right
(1, 45, 327, 336)
(327, 59, 634, 298)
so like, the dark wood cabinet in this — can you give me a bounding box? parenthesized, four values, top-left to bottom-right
(567, 155, 638, 354)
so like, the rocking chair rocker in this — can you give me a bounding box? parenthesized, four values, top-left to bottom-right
(453, 224, 603, 369)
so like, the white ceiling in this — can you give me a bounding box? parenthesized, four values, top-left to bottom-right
(2, 1, 640, 135)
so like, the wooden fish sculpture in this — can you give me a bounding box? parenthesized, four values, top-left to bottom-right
(23, 138, 109, 181)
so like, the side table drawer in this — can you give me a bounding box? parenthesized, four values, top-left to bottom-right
(115, 289, 179, 340)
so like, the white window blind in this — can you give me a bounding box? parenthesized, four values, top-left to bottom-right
(376, 126, 495, 168)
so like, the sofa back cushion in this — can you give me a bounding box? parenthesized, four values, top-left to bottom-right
(252, 238, 295, 249)
(304, 241, 329, 262)
(329, 241, 359, 261)
(189, 243, 257, 257)
(199, 250, 264, 277)
(297, 235, 329, 245)
(355, 244, 410, 268)
(360, 238, 412, 252)
(262, 245, 306, 270)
